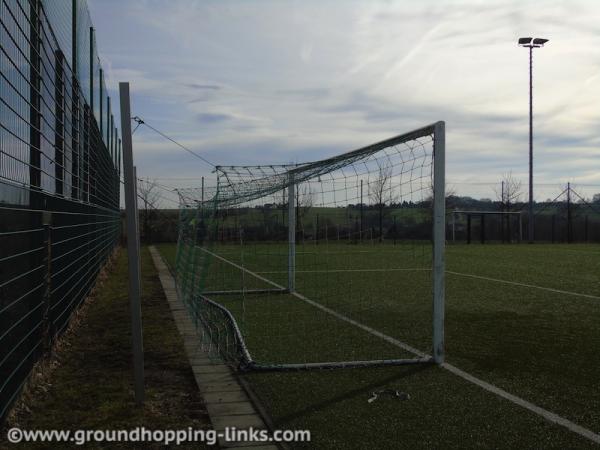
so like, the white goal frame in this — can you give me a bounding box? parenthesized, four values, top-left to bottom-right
(177, 121, 446, 369)
(283, 121, 445, 365)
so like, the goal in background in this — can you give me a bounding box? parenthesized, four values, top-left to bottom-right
(175, 122, 445, 370)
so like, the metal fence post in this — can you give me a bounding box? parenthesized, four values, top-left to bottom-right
(567, 182, 572, 244)
(480, 214, 485, 244)
(519, 213, 523, 243)
(54, 50, 65, 196)
(42, 217, 53, 350)
(119, 82, 145, 405)
(29, 0, 41, 191)
(467, 214, 472, 244)
(288, 172, 296, 292)
(432, 121, 446, 364)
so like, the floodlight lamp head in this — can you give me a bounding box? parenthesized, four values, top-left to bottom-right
(518, 37, 549, 48)
(518, 37, 533, 46)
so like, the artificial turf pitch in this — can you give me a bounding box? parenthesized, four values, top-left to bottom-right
(157, 242, 600, 449)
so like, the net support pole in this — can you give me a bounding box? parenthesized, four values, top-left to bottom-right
(288, 172, 296, 292)
(432, 121, 446, 364)
(119, 82, 145, 405)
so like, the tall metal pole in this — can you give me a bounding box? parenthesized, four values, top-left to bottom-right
(119, 82, 145, 405)
(501, 180, 505, 243)
(288, 173, 296, 292)
(528, 46, 534, 243)
(567, 182, 572, 243)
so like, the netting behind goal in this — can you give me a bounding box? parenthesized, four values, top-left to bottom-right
(175, 122, 445, 370)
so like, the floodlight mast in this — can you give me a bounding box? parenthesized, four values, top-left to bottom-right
(518, 37, 548, 243)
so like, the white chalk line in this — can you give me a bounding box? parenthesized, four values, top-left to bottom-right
(255, 268, 429, 274)
(255, 267, 598, 301)
(447, 271, 600, 300)
(200, 247, 600, 444)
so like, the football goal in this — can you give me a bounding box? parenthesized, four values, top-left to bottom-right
(174, 122, 445, 370)
(451, 210, 523, 244)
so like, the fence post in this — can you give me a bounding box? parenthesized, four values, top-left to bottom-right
(29, 0, 41, 191)
(119, 82, 145, 405)
(42, 216, 53, 350)
(54, 50, 65, 196)
(467, 214, 472, 244)
(288, 172, 296, 292)
(567, 182, 572, 244)
(480, 214, 485, 244)
(348, 218, 352, 242)
(519, 213, 523, 243)
(501, 181, 505, 243)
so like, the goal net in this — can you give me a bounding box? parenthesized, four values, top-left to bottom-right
(175, 122, 445, 370)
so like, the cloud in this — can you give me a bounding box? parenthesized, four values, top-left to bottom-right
(88, 0, 600, 205)
(184, 83, 222, 91)
(196, 113, 232, 124)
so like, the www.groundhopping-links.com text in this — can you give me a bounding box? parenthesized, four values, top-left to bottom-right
(6, 426, 311, 446)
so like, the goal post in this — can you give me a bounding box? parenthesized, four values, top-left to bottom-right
(432, 121, 445, 364)
(175, 121, 446, 370)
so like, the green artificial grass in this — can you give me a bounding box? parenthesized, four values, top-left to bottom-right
(157, 242, 600, 448)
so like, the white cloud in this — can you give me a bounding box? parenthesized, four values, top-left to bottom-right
(88, 0, 600, 203)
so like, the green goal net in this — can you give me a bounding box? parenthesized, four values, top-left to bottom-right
(175, 122, 445, 370)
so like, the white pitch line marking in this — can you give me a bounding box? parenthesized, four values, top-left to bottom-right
(253, 267, 600, 301)
(447, 271, 600, 300)
(199, 247, 600, 444)
(441, 363, 600, 444)
(255, 268, 430, 275)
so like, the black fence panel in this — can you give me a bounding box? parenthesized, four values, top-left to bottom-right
(1, 0, 120, 421)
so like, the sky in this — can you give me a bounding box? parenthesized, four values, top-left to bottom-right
(88, 0, 600, 206)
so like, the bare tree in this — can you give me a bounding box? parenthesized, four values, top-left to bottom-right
(137, 178, 161, 242)
(369, 163, 396, 242)
(493, 172, 523, 243)
(494, 172, 523, 211)
(296, 183, 314, 241)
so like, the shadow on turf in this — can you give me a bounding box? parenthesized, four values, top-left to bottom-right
(269, 364, 432, 426)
